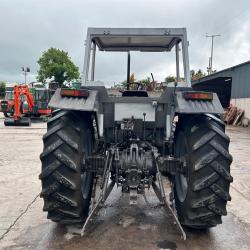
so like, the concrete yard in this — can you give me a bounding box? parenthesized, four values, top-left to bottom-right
(0, 115, 250, 250)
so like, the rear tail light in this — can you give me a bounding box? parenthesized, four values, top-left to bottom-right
(183, 91, 213, 101)
(60, 88, 89, 98)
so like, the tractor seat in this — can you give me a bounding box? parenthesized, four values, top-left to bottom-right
(121, 90, 148, 97)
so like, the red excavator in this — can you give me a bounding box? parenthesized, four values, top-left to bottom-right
(4, 85, 34, 126)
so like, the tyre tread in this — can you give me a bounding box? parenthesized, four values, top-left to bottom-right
(40, 110, 93, 223)
(174, 114, 232, 229)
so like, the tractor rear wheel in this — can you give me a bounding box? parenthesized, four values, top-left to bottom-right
(40, 110, 94, 224)
(174, 114, 233, 229)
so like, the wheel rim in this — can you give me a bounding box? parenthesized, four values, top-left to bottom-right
(176, 174, 188, 202)
(175, 131, 188, 202)
(81, 127, 94, 201)
(81, 172, 93, 199)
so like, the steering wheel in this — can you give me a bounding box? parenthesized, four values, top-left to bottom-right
(126, 82, 143, 90)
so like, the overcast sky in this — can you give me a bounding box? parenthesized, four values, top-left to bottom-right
(0, 0, 250, 84)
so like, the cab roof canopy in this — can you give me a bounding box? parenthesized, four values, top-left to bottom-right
(83, 27, 191, 86)
(87, 27, 187, 52)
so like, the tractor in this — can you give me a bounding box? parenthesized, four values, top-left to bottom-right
(40, 28, 232, 239)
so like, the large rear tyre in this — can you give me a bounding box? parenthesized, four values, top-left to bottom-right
(174, 114, 233, 229)
(39, 110, 94, 224)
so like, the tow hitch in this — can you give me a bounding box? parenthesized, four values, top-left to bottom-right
(81, 145, 186, 240)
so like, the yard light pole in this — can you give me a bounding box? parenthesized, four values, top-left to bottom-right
(206, 34, 220, 75)
(127, 51, 131, 90)
(21, 67, 30, 83)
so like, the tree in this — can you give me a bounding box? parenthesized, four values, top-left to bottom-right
(37, 48, 80, 87)
(191, 69, 206, 80)
(165, 75, 176, 83)
(140, 77, 151, 86)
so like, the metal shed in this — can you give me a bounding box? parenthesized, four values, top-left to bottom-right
(192, 61, 250, 118)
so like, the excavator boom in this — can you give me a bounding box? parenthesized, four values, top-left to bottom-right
(4, 84, 34, 126)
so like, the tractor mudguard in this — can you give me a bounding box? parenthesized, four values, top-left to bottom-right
(174, 91, 224, 114)
(48, 88, 99, 111)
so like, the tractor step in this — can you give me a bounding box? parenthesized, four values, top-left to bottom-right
(4, 117, 31, 126)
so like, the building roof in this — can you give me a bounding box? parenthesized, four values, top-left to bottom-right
(192, 60, 250, 85)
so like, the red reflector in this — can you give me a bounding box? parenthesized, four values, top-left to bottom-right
(183, 92, 213, 101)
(61, 89, 89, 98)
(60, 89, 74, 96)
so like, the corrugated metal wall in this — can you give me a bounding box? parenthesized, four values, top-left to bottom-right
(192, 61, 250, 99)
(211, 62, 250, 98)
